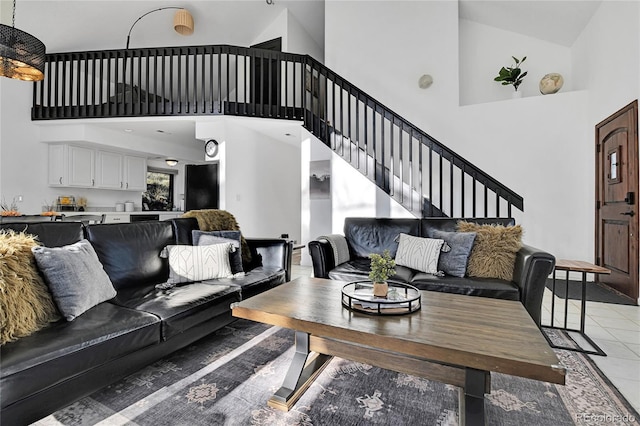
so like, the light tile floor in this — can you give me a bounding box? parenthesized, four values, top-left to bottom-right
(291, 265, 640, 414)
(541, 289, 640, 414)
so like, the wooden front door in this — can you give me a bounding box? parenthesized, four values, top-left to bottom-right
(595, 100, 639, 302)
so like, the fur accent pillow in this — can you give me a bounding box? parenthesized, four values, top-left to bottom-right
(457, 222, 522, 281)
(0, 230, 60, 345)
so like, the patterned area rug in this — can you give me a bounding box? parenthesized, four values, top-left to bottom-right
(35, 321, 638, 426)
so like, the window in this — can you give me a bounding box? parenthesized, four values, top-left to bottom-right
(143, 170, 174, 211)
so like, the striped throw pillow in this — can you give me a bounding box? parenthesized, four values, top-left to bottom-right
(394, 233, 444, 275)
(166, 243, 234, 284)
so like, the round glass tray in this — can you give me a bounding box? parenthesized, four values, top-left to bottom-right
(341, 280, 421, 315)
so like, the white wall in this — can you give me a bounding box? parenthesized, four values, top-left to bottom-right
(459, 19, 573, 105)
(252, 8, 323, 62)
(0, 76, 201, 213)
(285, 8, 323, 61)
(0, 4, 308, 235)
(320, 0, 632, 264)
(572, 1, 639, 125)
(0, 78, 42, 212)
(457, 91, 590, 258)
(325, 0, 460, 140)
(198, 117, 302, 242)
(3, 1, 639, 267)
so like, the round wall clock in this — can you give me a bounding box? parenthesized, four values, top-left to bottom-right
(205, 139, 219, 157)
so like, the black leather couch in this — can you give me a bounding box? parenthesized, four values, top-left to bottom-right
(0, 218, 292, 425)
(308, 217, 554, 327)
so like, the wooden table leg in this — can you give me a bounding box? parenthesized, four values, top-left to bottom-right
(268, 331, 333, 411)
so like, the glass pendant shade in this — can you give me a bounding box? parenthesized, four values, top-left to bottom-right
(0, 23, 46, 81)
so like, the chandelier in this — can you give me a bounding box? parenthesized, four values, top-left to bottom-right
(0, 0, 46, 81)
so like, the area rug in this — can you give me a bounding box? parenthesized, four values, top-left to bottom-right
(35, 320, 638, 426)
(545, 278, 635, 306)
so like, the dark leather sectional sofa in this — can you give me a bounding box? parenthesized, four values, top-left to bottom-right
(0, 218, 292, 425)
(308, 217, 555, 327)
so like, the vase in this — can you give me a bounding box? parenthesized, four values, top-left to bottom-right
(512, 90, 522, 99)
(373, 281, 388, 298)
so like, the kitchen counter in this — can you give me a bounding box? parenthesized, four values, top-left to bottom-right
(61, 211, 184, 223)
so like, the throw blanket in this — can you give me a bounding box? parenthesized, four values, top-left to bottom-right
(317, 234, 350, 266)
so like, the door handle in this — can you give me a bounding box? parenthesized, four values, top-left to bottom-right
(621, 211, 636, 216)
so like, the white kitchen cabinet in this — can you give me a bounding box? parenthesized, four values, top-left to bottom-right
(103, 214, 130, 223)
(48, 145, 148, 191)
(124, 156, 147, 191)
(158, 212, 182, 220)
(96, 151, 124, 189)
(68, 145, 95, 187)
(48, 144, 68, 186)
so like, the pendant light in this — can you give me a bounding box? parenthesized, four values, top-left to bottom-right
(173, 9, 194, 36)
(0, 0, 45, 81)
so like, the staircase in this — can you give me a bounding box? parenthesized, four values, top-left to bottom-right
(31, 45, 523, 218)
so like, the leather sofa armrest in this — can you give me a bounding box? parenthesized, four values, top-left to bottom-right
(512, 244, 555, 328)
(308, 240, 336, 278)
(245, 238, 293, 282)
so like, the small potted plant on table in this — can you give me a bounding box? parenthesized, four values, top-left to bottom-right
(369, 250, 396, 298)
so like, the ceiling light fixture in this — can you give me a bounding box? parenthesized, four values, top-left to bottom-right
(0, 0, 46, 81)
(126, 7, 194, 49)
(165, 159, 179, 167)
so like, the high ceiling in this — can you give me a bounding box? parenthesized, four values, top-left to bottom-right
(6, 0, 325, 53)
(459, 0, 602, 47)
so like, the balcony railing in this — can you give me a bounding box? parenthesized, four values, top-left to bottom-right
(32, 44, 523, 217)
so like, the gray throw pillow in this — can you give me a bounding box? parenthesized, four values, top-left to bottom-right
(32, 239, 117, 321)
(192, 230, 244, 275)
(427, 229, 476, 277)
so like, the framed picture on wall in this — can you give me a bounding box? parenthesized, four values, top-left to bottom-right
(310, 160, 331, 199)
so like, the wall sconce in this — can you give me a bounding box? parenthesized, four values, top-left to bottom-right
(165, 159, 179, 167)
(126, 7, 194, 49)
(0, 0, 46, 81)
(418, 74, 433, 89)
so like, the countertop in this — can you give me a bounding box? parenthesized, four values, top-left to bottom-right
(62, 210, 184, 215)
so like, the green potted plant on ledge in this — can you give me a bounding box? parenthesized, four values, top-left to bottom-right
(494, 56, 527, 97)
(369, 250, 396, 298)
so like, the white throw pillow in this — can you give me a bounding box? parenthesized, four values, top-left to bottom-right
(394, 233, 444, 275)
(166, 243, 234, 284)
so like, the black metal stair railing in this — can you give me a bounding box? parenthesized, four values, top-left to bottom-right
(32, 44, 523, 218)
(33, 45, 308, 120)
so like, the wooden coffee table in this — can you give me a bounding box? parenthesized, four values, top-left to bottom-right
(232, 276, 565, 426)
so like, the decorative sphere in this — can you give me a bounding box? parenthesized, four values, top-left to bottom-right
(539, 73, 564, 95)
(418, 74, 433, 89)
